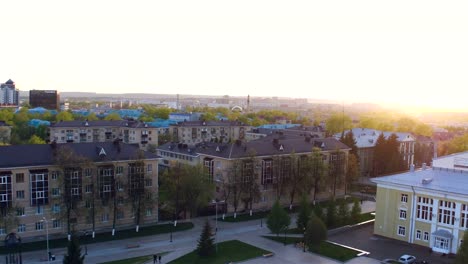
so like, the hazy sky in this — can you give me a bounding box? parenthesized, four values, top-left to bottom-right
(1, 1, 467, 111)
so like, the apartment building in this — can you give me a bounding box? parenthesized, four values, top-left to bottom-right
(29, 90, 60, 111)
(0, 79, 19, 106)
(372, 152, 468, 254)
(170, 120, 252, 145)
(49, 120, 161, 150)
(157, 135, 350, 211)
(336, 128, 415, 176)
(0, 142, 159, 239)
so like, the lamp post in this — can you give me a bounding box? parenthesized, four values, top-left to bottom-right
(303, 227, 306, 252)
(213, 199, 225, 253)
(41, 217, 50, 264)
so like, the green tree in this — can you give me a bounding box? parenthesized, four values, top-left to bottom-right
(340, 130, 358, 158)
(455, 231, 468, 264)
(196, 220, 215, 257)
(304, 213, 327, 246)
(337, 199, 350, 226)
(28, 135, 46, 144)
(267, 200, 291, 236)
(326, 199, 337, 228)
(296, 195, 312, 232)
(446, 134, 468, 155)
(104, 113, 122, 121)
(200, 112, 217, 121)
(386, 133, 404, 174)
(86, 113, 99, 121)
(325, 112, 352, 136)
(345, 153, 360, 194)
(350, 199, 361, 223)
(306, 148, 328, 202)
(373, 133, 387, 176)
(63, 233, 85, 264)
(56, 111, 74, 121)
(313, 204, 324, 221)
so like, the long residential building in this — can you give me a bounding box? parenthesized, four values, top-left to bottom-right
(157, 134, 350, 212)
(49, 120, 168, 150)
(0, 142, 160, 239)
(336, 128, 415, 177)
(170, 120, 252, 145)
(372, 152, 468, 254)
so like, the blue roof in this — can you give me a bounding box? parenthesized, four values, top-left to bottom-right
(28, 119, 51, 127)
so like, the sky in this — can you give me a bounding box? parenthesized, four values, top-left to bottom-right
(1, 0, 468, 112)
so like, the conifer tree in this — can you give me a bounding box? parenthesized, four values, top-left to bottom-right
(63, 234, 85, 264)
(337, 199, 350, 225)
(304, 213, 327, 246)
(197, 220, 215, 257)
(267, 200, 291, 236)
(351, 199, 362, 223)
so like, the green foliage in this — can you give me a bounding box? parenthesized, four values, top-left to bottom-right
(304, 213, 327, 246)
(86, 113, 99, 121)
(325, 112, 352, 135)
(296, 195, 311, 232)
(350, 199, 361, 223)
(197, 220, 215, 257)
(313, 204, 324, 221)
(141, 105, 173, 119)
(200, 112, 217, 121)
(340, 130, 358, 157)
(326, 200, 337, 228)
(138, 115, 154, 122)
(373, 133, 404, 176)
(28, 135, 46, 144)
(345, 154, 360, 194)
(104, 113, 122, 121)
(63, 234, 85, 264)
(337, 199, 349, 226)
(267, 200, 291, 236)
(445, 134, 468, 155)
(0, 109, 14, 124)
(56, 111, 74, 121)
(455, 231, 468, 264)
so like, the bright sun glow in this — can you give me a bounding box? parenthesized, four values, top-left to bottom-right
(1, 0, 467, 112)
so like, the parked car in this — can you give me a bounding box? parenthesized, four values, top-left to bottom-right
(399, 255, 416, 264)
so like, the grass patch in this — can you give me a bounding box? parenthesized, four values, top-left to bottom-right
(263, 236, 359, 262)
(0, 222, 194, 254)
(285, 212, 375, 234)
(169, 240, 270, 264)
(99, 255, 153, 264)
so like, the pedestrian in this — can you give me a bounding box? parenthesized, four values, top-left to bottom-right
(153, 254, 157, 264)
(158, 255, 161, 263)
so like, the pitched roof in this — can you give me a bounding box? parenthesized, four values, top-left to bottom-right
(158, 136, 349, 159)
(50, 120, 152, 128)
(335, 128, 415, 148)
(0, 142, 160, 169)
(173, 120, 248, 127)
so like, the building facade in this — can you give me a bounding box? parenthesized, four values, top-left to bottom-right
(372, 152, 468, 254)
(49, 120, 163, 150)
(29, 90, 60, 111)
(0, 142, 160, 239)
(170, 121, 252, 145)
(157, 135, 350, 212)
(0, 79, 19, 106)
(337, 128, 416, 176)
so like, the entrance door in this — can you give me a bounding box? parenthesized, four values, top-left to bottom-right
(433, 236, 450, 253)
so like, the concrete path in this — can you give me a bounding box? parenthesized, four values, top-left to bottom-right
(19, 201, 376, 264)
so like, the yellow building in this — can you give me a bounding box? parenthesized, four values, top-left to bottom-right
(0, 142, 160, 239)
(373, 152, 468, 254)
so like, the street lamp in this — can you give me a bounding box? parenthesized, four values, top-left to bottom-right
(213, 199, 225, 253)
(41, 217, 53, 264)
(303, 227, 306, 252)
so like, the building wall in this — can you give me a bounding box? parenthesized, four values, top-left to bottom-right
(0, 159, 159, 240)
(374, 184, 468, 254)
(171, 125, 251, 145)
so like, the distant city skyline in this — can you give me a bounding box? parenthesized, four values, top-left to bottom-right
(1, 0, 467, 112)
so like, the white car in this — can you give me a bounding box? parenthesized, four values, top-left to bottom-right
(398, 255, 416, 264)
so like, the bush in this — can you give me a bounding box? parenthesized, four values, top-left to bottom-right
(304, 213, 327, 246)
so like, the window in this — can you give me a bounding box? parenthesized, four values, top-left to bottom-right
(36, 205, 44, 215)
(147, 164, 152, 173)
(16, 207, 25, 216)
(16, 190, 25, 199)
(52, 204, 61, 213)
(0, 228, 5, 235)
(85, 184, 92, 193)
(399, 209, 407, 220)
(416, 196, 434, 221)
(401, 194, 408, 203)
(398, 226, 406, 236)
(71, 188, 79, 196)
(116, 181, 123, 191)
(101, 213, 109, 222)
(116, 166, 123, 175)
(51, 171, 58, 180)
(103, 185, 111, 192)
(35, 221, 44, 231)
(84, 168, 92, 177)
(16, 173, 24, 183)
(117, 196, 124, 205)
(146, 208, 152, 217)
(438, 200, 456, 226)
(53, 219, 61, 228)
(434, 236, 450, 251)
(71, 171, 80, 179)
(52, 188, 60, 196)
(423, 231, 429, 241)
(416, 230, 422, 240)
(117, 211, 124, 220)
(17, 224, 26, 233)
(145, 193, 152, 200)
(85, 200, 92, 209)
(145, 179, 152, 187)
(461, 204, 468, 228)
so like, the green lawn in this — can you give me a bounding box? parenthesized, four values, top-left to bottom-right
(169, 240, 271, 264)
(0, 222, 194, 254)
(263, 236, 359, 262)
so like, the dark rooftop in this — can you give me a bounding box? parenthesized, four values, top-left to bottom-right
(50, 120, 151, 128)
(0, 142, 160, 169)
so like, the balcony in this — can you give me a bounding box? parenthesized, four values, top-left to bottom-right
(141, 140, 148, 144)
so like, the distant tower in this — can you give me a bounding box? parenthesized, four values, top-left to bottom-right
(247, 95, 251, 113)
